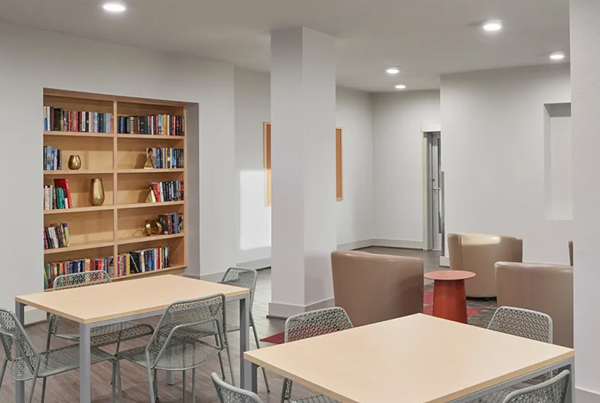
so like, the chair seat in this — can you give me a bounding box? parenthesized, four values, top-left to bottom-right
(291, 395, 338, 403)
(11, 344, 115, 381)
(117, 337, 220, 371)
(55, 321, 154, 347)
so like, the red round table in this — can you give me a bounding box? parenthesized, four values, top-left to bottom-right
(424, 270, 476, 323)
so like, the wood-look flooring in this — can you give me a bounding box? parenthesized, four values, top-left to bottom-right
(0, 247, 444, 402)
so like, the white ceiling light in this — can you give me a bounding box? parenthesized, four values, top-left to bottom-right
(386, 67, 400, 75)
(395, 84, 406, 90)
(549, 51, 566, 61)
(482, 20, 503, 32)
(102, 2, 126, 13)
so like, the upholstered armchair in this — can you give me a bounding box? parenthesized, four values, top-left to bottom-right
(330, 250, 423, 327)
(496, 262, 573, 347)
(448, 233, 522, 298)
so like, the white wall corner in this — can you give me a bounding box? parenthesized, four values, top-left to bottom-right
(370, 239, 424, 250)
(268, 298, 335, 319)
(576, 387, 600, 403)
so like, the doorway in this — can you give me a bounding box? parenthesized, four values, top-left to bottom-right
(424, 131, 444, 252)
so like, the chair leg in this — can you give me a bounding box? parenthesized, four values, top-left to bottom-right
(222, 332, 235, 386)
(27, 378, 37, 403)
(116, 360, 123, 403)
(146, 366, 156, 403)
(0, 358, 8, 390)
(182, 370, 186, 403)
(40, 377, 47, 403)
(250, 318, 270, 393)
(214, 334, 226, 380)
(111, 361, 116, 403)
(153, 369, 158, 399)
(191, 368, 196, 403)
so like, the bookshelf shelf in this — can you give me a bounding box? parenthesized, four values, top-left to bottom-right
(44, 206, 114, 215)
(117, 201, 184, 210)
(43, 89, 188, 289)
(44, 241, 115, 255)
(117, 168, 185, 174)
(44, 170, 113, 176)
(118, 233, 185, 246)
(44, 131, 114, 138)
(118, 134, 184, 140)
(111, 265, 187, 281)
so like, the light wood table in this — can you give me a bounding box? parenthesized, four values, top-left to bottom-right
(15, 275, 252, 403)
(245, 314, 574, 403)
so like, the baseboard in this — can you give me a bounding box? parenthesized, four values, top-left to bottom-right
(369, 239, 424, 250)
(25, 307, 47, 326)
(440, 256, 450, 267)
(236, 258, 271, 270)
(268, 297, 335, 319)
(337, 239, 376, 250)
(576, 387, 600, 403)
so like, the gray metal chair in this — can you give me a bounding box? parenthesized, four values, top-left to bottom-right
(281, 307, 352, 403)
(478, 307, 554, 403)
(212, 372, 262, 403)
(47, 271, 154, 351)
(501, 370, 570, 403)
(116, 294, 231, 403)
(0, 308, 121, 403)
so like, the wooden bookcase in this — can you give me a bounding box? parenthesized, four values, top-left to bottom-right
(43, 89, 187, 288)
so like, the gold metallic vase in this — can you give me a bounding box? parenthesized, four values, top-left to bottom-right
(90, 178, 105, 206)
(68, 155, 82, 170)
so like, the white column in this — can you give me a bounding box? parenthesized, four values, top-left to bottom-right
(571, 0, 600, 401)
(269, 27, 337, 317)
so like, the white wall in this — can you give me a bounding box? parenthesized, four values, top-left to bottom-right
(0, 23, 237, 312)
(571, 0, 600, 400)
(441, 64, 572, 264)
(234, 69, 374, 265)
(371, 91, 441, 246)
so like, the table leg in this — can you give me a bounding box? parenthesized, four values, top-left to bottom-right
(79, 323, 92, 403)
(432, 279, 468, 323)
(167, 371, 174, 386)
(14, 302, 25, 403)
(239, 295, 252, 390)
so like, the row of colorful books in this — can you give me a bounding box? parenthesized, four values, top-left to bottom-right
(146, 148, 184, 169)
(158, 213, 184, 235)
(43, 258, 111, 290)
(115, 246, 171, 277)
(43, 179, 73, 210)
(118, 115, 184, 136)
(149, 181, 184, 202)
(44, 107, 112, 133)
(43, 146, 62, 170)
(44, 223, 70, 249)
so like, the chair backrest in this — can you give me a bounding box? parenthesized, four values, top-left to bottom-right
(53, 270, 111, 291)
(502, 369, 570, 403)
(220, 268, 257, 308)
(0, 309, 39, 374)
(212, 372, 262, 403)
(146, 294, 226, 368)
(488, 306, 553, 343)
(285, 307, 353, 343)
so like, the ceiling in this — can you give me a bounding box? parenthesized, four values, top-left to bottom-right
(0, 0, 569, 92)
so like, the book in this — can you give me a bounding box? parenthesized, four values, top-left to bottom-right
(44, 106, 112, 133)
(145, 148, 184, 169)
(117, 246, 171, 277)
(43, 256, 112, 289)
(148, 181, 184, 202)
(43, 223, 70, 249)
(43, 146, 62, 171)
(158, 212, 184, 235)
(117, 114, 184, 136)
(53, 179, 73, 208)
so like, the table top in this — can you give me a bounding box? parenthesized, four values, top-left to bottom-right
(425, 270, 476, 281)
(245, 314, 573, 403)
(16, 275, 249, 324)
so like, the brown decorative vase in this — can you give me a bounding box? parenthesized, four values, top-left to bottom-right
(68, 155, 82, 170)
(90, 178, 105, 206)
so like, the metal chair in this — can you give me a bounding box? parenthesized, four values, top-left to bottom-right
(116, 294, 231, 403)
(47, 271, 154, 351)
(212, 372, 262, 403)
(281, 307, 353, 403)
(501, 370, 570, 403)
(478, 307, 554, 403)
(0, 309, 121, 403)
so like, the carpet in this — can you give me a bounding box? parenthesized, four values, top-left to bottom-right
(260, 291, 484, 345)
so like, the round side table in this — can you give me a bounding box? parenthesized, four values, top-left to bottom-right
(424, 270, 476, 323)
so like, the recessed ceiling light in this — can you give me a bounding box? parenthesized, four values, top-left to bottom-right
(102, 2, 126, 13)
(549, 51, 566, 61)
(386, 67, 400, 75)
(482, 20, 503, 32)
(395, 84, 406, 90)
